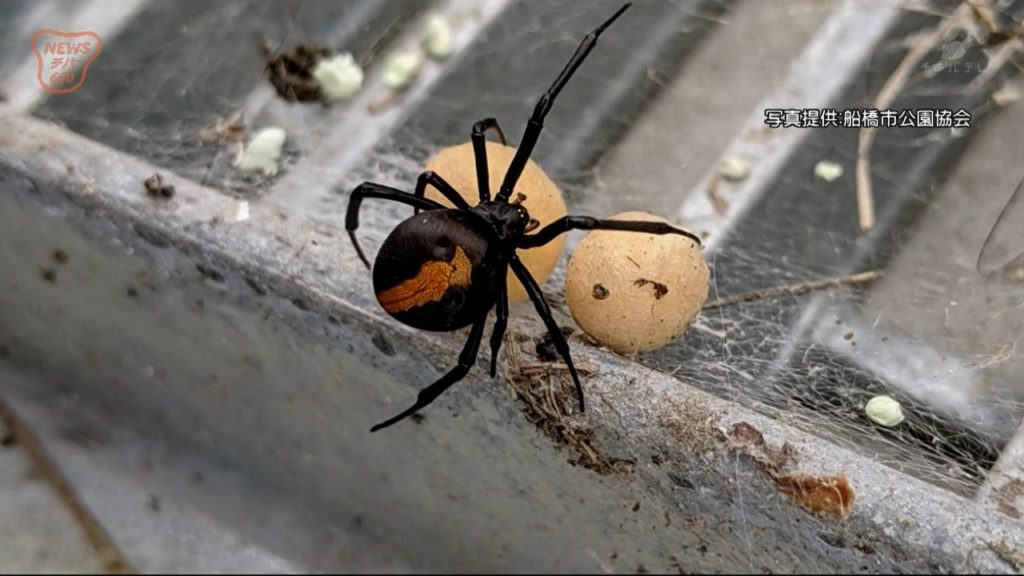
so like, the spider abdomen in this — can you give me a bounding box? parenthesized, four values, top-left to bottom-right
(372, 210, 504, 331)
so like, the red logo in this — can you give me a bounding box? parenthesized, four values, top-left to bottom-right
(31, 29, 103, 94)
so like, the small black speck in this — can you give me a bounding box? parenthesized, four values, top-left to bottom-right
(636, 564, 648, 574)
(668, 472, 694, 489)
(244, 276, 268, 295)
(410, 413, 425, 425)
(126, 286, 139, 298)
(651, 454, 665, 466)
(40, 268, 56, 283)
(148, 494, 161, 513)
(632, 501, 640, 512)
(1, 431, 17, 447)
(290, 297, 311, 311)
(352, 514, 364, 528)
(51, 249, 69, 264)
(372, 332, 396, 356)
(592, 283, 609, 300)
(133, 224, 171, 248)
(196, 263, 225, 283)
(881, 335, 890, 342)
(855, 544, 875, 556)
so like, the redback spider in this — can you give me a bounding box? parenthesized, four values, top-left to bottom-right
(346, 3, 702, 431)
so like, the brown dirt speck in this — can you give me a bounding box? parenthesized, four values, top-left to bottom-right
(144, 173, 175, 199)
(633, 278, 669, 299)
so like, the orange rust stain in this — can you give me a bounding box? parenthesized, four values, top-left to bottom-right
(774, 473, 854, 518)
(377, 246, 473, 313)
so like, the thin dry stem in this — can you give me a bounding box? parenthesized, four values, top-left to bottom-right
(703, 270, 881, 310)
(0, 397, 134, 574)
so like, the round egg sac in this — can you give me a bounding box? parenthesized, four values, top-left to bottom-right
(425, 140, 568, 303)
(565, 211, 708, 354)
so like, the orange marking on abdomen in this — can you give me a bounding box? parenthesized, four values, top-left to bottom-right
(377, 246, 473, 313)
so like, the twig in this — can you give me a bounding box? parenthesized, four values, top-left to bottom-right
(702, 270, 881, 310)
(0, 397, 134, 574)
(855, 3, 973, 231)
(518, 362, 598, 376)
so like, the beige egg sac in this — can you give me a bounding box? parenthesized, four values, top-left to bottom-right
(424, 141, 568, 303)
(565, 212, 708, 354)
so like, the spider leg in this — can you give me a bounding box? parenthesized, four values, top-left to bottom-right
(346, 182, 446, 269)
(471, 118, 507, 203)
(413, 170, 471, 211)
(371, 318, 487, 432)
(519, 215, 701, 249)
(488, 274, 509, 377)
(496, 3, 631, 202)
(509, 255, 585, 412)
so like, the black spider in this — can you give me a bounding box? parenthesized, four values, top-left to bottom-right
(346, 3, 701, 431)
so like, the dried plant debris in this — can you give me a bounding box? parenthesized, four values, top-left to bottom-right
(986, 540, 1024, 572)
(197, 114, 246, 144)
(726, 421, 854, 518)
(658, 396, 723, 456)
(774, 473, 854, 518)
(994, 477, 1024, 519)
(504, 332, 630, 475)
(262, 41, 331, 103)
(726, 421, 797, 474)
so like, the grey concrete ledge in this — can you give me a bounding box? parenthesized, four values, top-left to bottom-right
(1, 111, 1022, 573)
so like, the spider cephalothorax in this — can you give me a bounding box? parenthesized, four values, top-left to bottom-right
(346, 3, 702, 431)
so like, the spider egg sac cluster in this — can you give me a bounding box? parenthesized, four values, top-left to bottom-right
(424, 140, 568, 303)
(565, 211, 708, 354)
